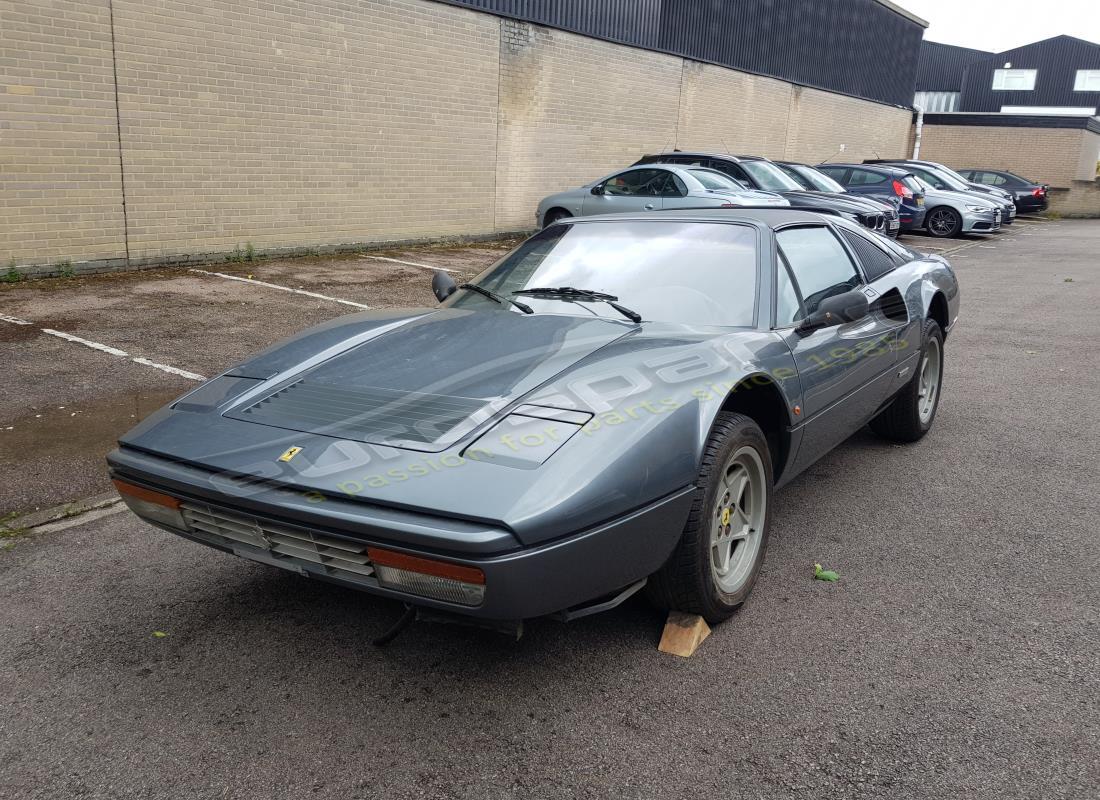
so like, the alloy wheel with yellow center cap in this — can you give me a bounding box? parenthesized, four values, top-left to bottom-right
(709, 445, 767, 594)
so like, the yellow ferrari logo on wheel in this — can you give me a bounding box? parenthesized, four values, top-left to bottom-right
(721, 507, 731, 526)
(278, 446, 303, 463)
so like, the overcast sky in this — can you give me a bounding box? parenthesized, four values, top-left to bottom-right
(896, 0, 1100, 53)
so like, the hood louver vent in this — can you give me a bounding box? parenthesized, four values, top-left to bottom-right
(229, 380, 490, 447)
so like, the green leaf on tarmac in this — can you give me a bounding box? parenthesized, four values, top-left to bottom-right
(813, 563, 839, 582)
(152, 631, 169, 638)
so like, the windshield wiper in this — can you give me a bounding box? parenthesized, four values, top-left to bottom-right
(513, 286, 642, 323)
(459, 283, 533, 314)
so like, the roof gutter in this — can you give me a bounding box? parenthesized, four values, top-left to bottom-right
(873, 0, 929, 27)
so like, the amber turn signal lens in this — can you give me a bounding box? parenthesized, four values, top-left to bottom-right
(112, 479, 182, 509)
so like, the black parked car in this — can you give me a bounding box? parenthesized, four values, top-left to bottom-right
(957, 169, 1049, 213)
(774, 160, 901, 236)
(634, 152, 899, 237)
(818, 163, 927, 233)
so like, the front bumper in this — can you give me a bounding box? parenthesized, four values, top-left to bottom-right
(108, 449, 693, 621)
(961, 207, 1001, 233)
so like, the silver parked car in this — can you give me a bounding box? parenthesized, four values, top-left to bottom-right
(536, 165, 787, 227)
(911, 177, 1003, 238)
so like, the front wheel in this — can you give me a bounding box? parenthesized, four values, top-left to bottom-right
(925, 206, 962, 238)
(870, 319, 944, 442)
(647, 413, 773, 624)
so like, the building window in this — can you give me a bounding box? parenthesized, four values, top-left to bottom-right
(992, 69, 1037, 90)
(914, 91, 960, 112)
(1074, 70, 1100, 91)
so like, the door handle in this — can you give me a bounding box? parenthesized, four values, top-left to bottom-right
(643, 203, 655, 211)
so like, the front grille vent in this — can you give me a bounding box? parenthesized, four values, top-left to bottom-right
(180, 502, 374, 582)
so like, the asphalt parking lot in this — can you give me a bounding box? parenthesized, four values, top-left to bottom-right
(2, 220, 1099, 798)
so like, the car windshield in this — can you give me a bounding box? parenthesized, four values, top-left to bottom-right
(687, 168, 746, 191)
(935, 164, 980, 187)
(789, 164, 846, 193)
(924, 167, 971, 192)
(455, 221, 758, 327)
(739, 160, 803, 192)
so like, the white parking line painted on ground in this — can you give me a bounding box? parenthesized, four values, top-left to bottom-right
(361, 255, 456, 273)
(0, 313, 32, 325)
(189, 269, 370, 309)
(131, 357, 206, 381)
(35, 328, 206, 381)
(41, 328, 131, 357)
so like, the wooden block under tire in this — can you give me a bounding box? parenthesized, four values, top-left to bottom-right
(658, 611, 711, 657)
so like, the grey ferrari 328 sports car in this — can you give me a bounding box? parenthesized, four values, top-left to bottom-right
(109, 209, 959, 628)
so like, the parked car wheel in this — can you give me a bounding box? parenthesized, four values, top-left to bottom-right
(647, 412, 772, 624)
(870, 319, 944, 442)
(542, 208, 572, 227)
(925, 207, 961, 238)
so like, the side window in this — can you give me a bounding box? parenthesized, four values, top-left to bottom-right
(847, 169, 887, 186)
(838, 227, 898, 281)
(603, 169, 667, 197)
(987, 173, 1007, 186)
(818, 166, 848, 183)
(775, 259, 804, 326)
(652, 172, 687, 197)
(711, 161, 752, 185)
(776, 227, 861, 317)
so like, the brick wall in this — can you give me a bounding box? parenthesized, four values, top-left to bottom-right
(917, 124, 1086, 187)
(917, 124, 1100, 217)
(493, 21, 682, 231)
(0, 0, 127, 267)
(111, 0, 500, 262)
(4, 0, 917, 272)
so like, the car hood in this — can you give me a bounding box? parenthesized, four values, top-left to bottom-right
(112, 317, 790, 544)
(700, 188, 788, 206)
(780, 191, 892, 213)
(224, 308, 635, 452)
(923, 188, 998, 207)
(967, 183, 1013, 202)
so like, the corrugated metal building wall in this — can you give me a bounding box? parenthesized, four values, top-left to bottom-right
(958, 36, 1100, 112)
(437, 0, 925, 107)
(915, 41, 990, 91)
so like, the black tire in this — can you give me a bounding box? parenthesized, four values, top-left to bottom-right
(646, 412, 773, 624)
(925, 206, 962, 238)
(870, 318, 944, 442)
(542, 208, 572, 228)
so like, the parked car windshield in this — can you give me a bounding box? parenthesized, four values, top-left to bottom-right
(786, 164, 846, 193)
(935, 163, 984, 188)
(457, 221, 758, 326)
(739, 160, 803, 192)
(687, 168, 746, 191)
(920, 166, 971, 192)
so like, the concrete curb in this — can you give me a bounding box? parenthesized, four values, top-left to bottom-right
(5, 230, 534, 281)
(2, 491, 121, 533)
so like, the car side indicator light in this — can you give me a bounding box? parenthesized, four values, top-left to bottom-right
(367, 547, 486, 607)
(112, 479, 187, 531)
(793, 405, 801, 416)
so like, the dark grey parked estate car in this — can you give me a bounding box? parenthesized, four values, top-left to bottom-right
(109, 210, 959, 627)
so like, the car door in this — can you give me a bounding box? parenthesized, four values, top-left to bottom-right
(582, 168, 666, 216)
(774, 225, 900, 472)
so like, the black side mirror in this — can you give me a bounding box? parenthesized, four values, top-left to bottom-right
(797, 289, 869, 334)
(432, 270, 457, 302)
(590, 185, 604, 196)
